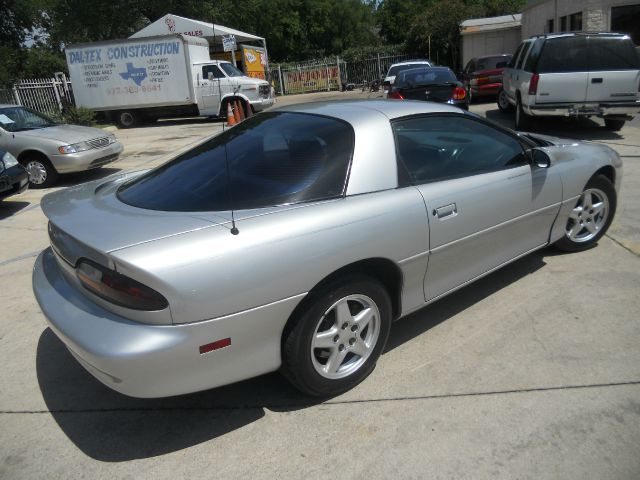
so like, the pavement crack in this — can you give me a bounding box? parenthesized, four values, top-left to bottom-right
(2, 380, 639, 415)
(605, 234, 640, 258)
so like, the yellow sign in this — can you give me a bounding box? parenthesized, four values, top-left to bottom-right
(283, 66, 340, 94)
(241, 45, 267, 80)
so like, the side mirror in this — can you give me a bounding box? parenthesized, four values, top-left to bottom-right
(531, 148, 551, 168)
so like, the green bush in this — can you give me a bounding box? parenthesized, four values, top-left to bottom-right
(59, 106, 96, 126)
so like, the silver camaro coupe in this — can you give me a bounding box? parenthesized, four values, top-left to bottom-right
(33, 100, 622, 398)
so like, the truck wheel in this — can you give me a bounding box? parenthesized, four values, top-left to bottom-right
(497, 88, 513, 112)
(116, 111, 137, 128)
(604, 118, 625, 131)
(515, 97, 533, 130)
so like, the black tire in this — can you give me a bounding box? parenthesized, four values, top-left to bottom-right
(497, 88, 513, 112)
(554, 174, 617, 252)
(515, 96, 533, 130)
(281, 275, 392, 397)
(22, 156, 58, 189)
(604, 118, 625, 131)
(116, 110, 137, 128)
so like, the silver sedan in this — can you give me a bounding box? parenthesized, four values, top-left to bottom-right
(32, 100, 622, 398)
(0, 105, 123, 188)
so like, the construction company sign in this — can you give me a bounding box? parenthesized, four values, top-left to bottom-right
(283, 65, 340, 94)
(66, 39, 191, 109)
(241, 45, 267, 79)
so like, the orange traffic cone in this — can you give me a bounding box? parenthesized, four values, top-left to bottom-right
(245, 100, 253, 118)
(237, 100, 245, 121)
(233, 100, 242, 124)
(226, 102, 236, 127)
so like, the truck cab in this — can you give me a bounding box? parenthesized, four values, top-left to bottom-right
(194, 60, 273, 117)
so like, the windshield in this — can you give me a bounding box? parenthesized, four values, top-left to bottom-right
(220, 63, 245, 77)
(396, 68, 456, 87)
(0, 106, 57, 132)
(388, 63, 430, 77)
(475, 55, 512, 71)
(118, 112, 354, 212)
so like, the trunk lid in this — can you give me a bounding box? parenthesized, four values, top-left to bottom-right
(41, 172, 232, 256)
(401, 83, 455, 102)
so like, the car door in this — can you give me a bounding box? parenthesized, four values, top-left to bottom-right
(198, 64, 225, 115)
(503, 41, 527, 102)
(393, 114, 562, 301)
(533, 36, 589, 104)
(585, 35, 640, 103)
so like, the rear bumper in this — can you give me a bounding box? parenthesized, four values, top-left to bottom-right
(527, 101, 640, 118)
(470, 83, 502, 96)
(32, 248, 305, 398)
(50, 142, 124, 174)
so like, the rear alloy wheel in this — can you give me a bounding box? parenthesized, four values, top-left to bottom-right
(24, 156, 58, 189)
(554, 175, 616, 252)
(497, 88, 513, 112)
(281, 276, 391, 397)
(515, 96, 533, 130)
(604, 118, 625, 131)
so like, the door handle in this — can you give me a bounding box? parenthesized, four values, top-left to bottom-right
(591, 78, 603, 84)
(433, 203, 457, 219)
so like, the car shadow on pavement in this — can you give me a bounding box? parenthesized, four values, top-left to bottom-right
(484, 108, 625, 141)
(36, 249, 549, 462)
(384, 250, 546, 353)
(0, 200, 31, 219)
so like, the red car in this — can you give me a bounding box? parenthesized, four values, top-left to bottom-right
(461, 54, 512, 101)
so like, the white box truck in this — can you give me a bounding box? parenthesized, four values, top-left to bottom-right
(65, 34, 274, 127)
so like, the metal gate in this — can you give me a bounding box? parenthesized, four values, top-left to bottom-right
(0, 74, 74, 116)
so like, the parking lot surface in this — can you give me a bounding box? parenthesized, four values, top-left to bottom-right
(1, 92, 639, 479)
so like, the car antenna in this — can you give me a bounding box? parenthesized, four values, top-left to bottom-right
(212, 21, 238, 235)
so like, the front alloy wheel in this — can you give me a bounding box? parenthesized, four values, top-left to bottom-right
(25, 157, 57, 188)
(282, 276, 391, 397)
(555, 175, 616, 252)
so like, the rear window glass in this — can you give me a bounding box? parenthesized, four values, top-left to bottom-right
(388, 63, 429, 77)
(588, 36, 639, 71)
(396, 68, 456, 86)
(537, 36, 588, 73)
(475, 56, 512, 71)
(118, 112, 354, 211)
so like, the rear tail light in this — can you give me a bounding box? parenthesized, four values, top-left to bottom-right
(475, 76, 490, 85)
(76, 260, 168, 311)
(389, 90, 404, 100)
(452, 87, 467, 100)
(529, 74, 540, 95)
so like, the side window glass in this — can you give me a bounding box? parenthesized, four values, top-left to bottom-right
(516, 41, 532, 70)
(393, 116, 526, 185)
(510, 43, 525, 68)
(524, 39, 544, 72)
(202, 65, 224, 80)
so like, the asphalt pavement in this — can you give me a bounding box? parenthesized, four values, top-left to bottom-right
(1, 92, 639, 480)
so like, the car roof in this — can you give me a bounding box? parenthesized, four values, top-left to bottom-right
(472, 54, 512, 60)
(529, 32, 631, 40)
(273, 99, 462, 123)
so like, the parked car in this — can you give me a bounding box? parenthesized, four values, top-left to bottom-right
(0, 150, 29, 200)
(461, 54, 512, 101)
(383, 59, 433, 92)
(389, 67, 469, 110)
(499, 33, 640, 131)
(33, 101, 621, 398)
(0, 105, 124, 188)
